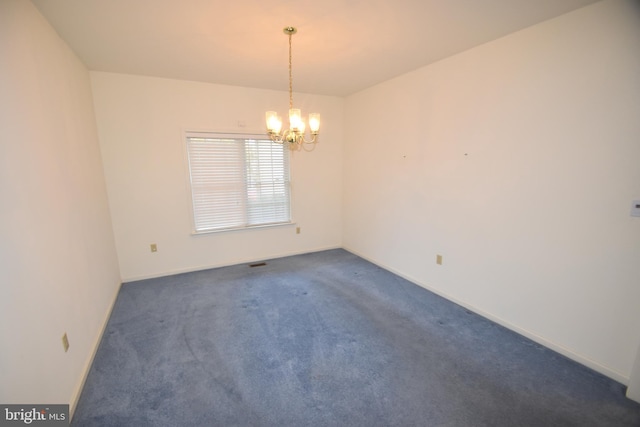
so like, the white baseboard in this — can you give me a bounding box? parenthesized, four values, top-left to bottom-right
(69, 280, 122, 419)
(626, 344, 640, 403)
(343, 246, 629, 386)
(121, 244, 343, 283)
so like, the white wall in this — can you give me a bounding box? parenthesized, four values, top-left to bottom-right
(90, 72, 343, 281)
(0, 0, 121, 411)
(344, 0, 640, 384)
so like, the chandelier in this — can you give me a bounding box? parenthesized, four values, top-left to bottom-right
(266, 27, 320, 150)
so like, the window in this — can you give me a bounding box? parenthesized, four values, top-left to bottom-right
(185, 132, 291, 233)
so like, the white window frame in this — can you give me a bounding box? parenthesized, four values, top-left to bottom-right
(184, 131, 292, 234)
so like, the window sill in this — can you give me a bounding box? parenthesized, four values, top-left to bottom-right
(191, 221, 296, 236)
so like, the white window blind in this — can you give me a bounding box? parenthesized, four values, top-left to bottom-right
(186, 133, 291, 233)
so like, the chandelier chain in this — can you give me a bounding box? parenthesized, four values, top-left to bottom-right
(288, 32, 293, 110)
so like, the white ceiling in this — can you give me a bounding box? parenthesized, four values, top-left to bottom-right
(32, 0, 600, 97)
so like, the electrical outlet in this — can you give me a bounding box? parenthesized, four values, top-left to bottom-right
(62, 333, 69, 352)
(436, 254, 443, 265)
(296, 227, 301, 234)
(150, 244, 158, 252)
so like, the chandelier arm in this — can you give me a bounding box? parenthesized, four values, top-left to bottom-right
(301, 140, 317, 152)
(300, 134, 317, 144)
(269, 132, 285, 144)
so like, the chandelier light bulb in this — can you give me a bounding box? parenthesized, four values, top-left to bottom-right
(289, 108, 302, 131)
(266, 111, 282, 134)
(309, 113, 320, 134)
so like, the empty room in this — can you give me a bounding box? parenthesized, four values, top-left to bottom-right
(1, 0, 640, 425)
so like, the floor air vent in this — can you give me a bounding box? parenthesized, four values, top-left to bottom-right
(249, 262, 267, 268)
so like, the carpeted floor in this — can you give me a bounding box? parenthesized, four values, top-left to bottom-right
(72, 249, 640, 426)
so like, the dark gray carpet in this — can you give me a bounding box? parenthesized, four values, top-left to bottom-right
(72, 249, 640, 426)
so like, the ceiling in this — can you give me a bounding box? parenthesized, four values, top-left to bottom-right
(32, 0, 600, 97)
